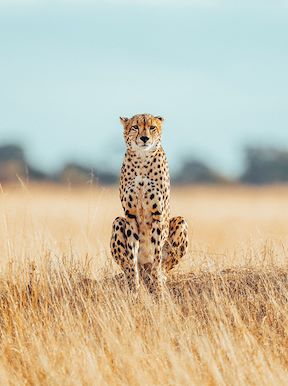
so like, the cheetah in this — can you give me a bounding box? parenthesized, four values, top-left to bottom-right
(110, 113, 188, 292)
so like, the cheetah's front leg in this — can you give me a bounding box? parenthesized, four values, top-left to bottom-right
(162, 216, 189, 272)
(110, 217, 140, 292)
(148, 217, 166, 294)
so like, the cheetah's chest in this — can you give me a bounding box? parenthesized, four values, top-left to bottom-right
(134, 176, 149, 217)
(120, 152, 170, 265)
(133, 176, 159, 264)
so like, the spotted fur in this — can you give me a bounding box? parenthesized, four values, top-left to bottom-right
(110, 113, 188, 292)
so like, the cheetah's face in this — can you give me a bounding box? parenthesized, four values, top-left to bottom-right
(120, 114, 164, 152)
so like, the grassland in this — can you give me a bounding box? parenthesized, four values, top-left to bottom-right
(0, 184, 288, 385)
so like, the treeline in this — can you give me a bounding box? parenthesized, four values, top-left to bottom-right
(0, 145, 117, 185)
(0, 144, 288, 185)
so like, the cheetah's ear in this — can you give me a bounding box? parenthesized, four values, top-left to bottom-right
(120, 117, 129, 126)
(155, 116, 164, 123)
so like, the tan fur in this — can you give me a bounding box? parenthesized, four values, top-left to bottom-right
(110, 113, 188, 292)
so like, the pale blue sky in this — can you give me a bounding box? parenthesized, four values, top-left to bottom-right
(0, 0, 287, 176)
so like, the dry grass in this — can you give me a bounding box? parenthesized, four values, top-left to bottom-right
(0, 184, 288, 385)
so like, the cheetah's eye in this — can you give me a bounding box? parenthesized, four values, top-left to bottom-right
(131, 125, 139, 131)
(150, 126, 156, 131)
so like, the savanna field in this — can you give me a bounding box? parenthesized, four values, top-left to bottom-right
(0, 184, 288, 385)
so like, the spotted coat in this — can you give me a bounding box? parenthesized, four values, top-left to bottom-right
(111, 113, 188, 292)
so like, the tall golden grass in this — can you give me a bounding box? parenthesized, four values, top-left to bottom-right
(0, 184, 288, 385)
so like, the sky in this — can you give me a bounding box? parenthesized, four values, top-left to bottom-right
(0, 0, 287, 177)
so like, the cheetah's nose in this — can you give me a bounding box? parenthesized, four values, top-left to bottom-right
(140, 136, 149, 144)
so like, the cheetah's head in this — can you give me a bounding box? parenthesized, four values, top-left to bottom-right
(120, 114, 164, 153)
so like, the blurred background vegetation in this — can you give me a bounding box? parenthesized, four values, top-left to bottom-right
(1, 144, 288, 185)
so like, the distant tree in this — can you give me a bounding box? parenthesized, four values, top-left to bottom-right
(174, 159, 229, 184)
(28, 166, 49, 181)
(241, 147, 288, 184)
(0, 145, 27, 182)
(0, 145, 25, 162)
(59, 163, 118, 185)
(97, 170, 118, 185)
(59, 163, 96, 185)
(0, 144, 49, 183)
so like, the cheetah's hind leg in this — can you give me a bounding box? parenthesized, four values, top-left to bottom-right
(110, 217, 139, 291)
(162, 216, 189, 272)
